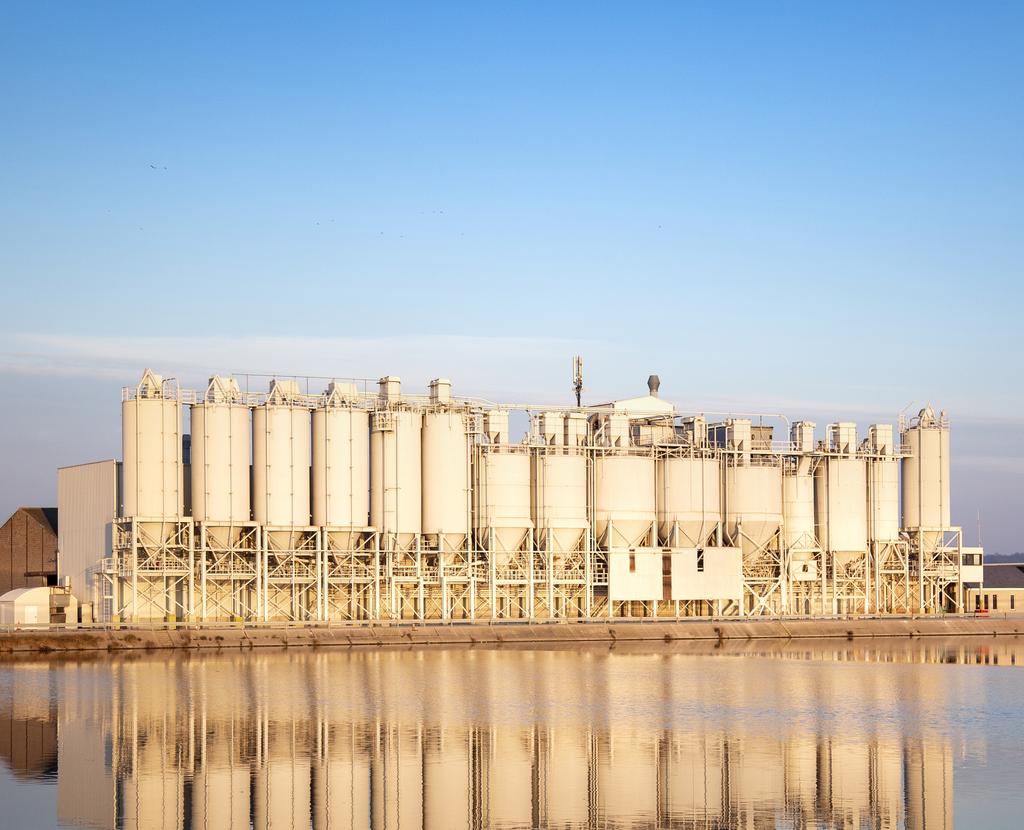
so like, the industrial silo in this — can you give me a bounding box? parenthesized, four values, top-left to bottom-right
(421, 379, 470, 552)
(592, 414, 656, 548)
(122, 368, 183, 520)
(370, 377, 422, 550)
(475, 410, 533, 563)
(814, 423, 868, 556)
(531, 412, 589, 554)
(657, 453, 721, 547)
(721, 420, 783, 558)
(312, 381, 370, 547)
(190, 376, 251, 537)
(252, 379, 311, 530)
(901, 406, 951, 546)
(784, 422, 820, 606)
(867, 424, 900, 543)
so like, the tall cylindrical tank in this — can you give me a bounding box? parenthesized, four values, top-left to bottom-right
(532, 452, 589, 552)
(312, 383, 370, 546)
(594, 454, 656, 547)
(421, 410, 470, 551)
(868, 459, 900, 542)
(190, 377, 250, 534)
(867, 424, 900, 543)
(370, 409, 422, 549)
(656, 456, 721, 547)
(815, 457, 868, 554)
(122, 369, 183, 520)
(901, 408, 951, 539)
(252, 381, 311, 529)
(475, 449, 533, 559)
(724, 462, 782, 557)
(783, 459, 816, 550)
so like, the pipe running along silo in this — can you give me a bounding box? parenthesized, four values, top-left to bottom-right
(312, 381, 370, 551)
(252, 380, 312, 545)
(720, 420, 783, 559)
(657, 417, 721, 547)
(190, 376, 251, 546)
(370, 377, 422, 551)
(593, 414, 656, 548)
(531, 412, 589, 555)
(901, 406, 951, 550)
(814, 423, 868, 560)
(475, 410, 533, 565)
(421, 378, 470, 552)
(122, 368, 183, 530)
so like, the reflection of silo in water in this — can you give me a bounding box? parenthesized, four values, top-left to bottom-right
(540, 726, 590, 826)
(828, 736, 870, 826)
(598, 731, 658, 823)
(784, 733, 818, 814)
(874, 735, 906, 828)
(424, 726, 470, 830)
(904, 738, 953, 830)
(662, 734, 724, 823)
(729, 736, 785, 814)
(371, 724, 423, 830)
(313, 724, 371, 830)
(487, 727, 534, 828)
(254, 727, 312, 830)
(120, 738, 184, 830)
(192, 748, 249, 830)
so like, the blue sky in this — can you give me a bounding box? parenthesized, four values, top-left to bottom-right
(1, 3, 1021, 551)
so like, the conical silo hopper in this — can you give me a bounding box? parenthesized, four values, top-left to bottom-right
(594, 453, 656, 548)
(475, 446, 533, 566)
(657, 455, 721, 547)
(724, 463, 782, 560)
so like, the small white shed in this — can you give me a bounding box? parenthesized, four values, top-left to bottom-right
(0, 587, 68, 626)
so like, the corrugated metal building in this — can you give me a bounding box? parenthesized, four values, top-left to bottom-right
(0, 507, 58, 596)
(57, 460, 120, 617)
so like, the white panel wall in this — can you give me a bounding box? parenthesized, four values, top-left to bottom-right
(57, 460, 119, 612)
(607, 549, 663, 601)
(670, 547, 742, 601)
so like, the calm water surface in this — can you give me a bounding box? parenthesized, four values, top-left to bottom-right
(0, 637, 1022, 829)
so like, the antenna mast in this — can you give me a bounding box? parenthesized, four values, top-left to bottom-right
(572, 356, 584, 407)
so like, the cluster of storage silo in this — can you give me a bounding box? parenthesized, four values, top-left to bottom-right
(113, 368, 970, 622)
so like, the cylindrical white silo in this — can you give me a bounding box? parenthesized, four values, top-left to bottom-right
(657, 456, 721, 547)
(475, 449, 533, 561)
(814, 457, 868, 554)
(422, 410, 470, 551)
(312, 383, 370, 547)
(901, 408, 951, 541)
(867, 424, 900, 543)
(370, 409, 422, 549)
(531, 451, 589, 553)
(190, 377, 250, 536)
(594, 454, 656, 548)
(252, 381, 311, 530)
(122, 369, 183, 520)
(783, 458, 816, 550)
(724, 463, 782, 558)
(868, 459, 900, 542)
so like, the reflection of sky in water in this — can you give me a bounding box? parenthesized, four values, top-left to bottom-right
(0, 638, 1022, 829)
